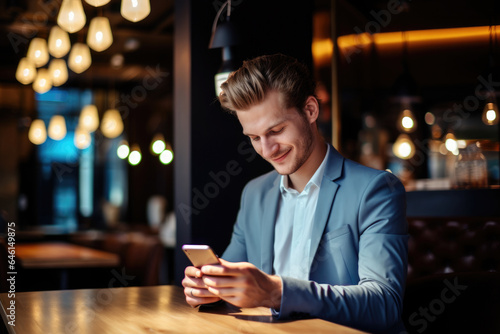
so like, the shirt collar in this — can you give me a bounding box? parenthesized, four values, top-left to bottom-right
(280, 144, 330, 195)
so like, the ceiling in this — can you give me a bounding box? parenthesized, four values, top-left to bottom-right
(0, 0, 174, 87)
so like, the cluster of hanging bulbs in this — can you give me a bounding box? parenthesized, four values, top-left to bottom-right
(15, 0, 151, 94)
(28, 103, 124, 148)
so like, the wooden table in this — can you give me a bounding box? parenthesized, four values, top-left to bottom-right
(15, 242, 119, 269)
(0, 285, 368, 334)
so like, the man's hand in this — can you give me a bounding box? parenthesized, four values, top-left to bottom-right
(182, 266, 222, 307)
(200, 259, 282, 309)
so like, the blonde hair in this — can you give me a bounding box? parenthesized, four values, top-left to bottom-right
(219, 54, 316, 114)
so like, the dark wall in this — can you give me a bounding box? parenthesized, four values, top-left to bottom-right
(174, 0, 313, 284)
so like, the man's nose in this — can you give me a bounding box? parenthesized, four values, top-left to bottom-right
(261, 137, 279, 159)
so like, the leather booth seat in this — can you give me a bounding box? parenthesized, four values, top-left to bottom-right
(407, 217, 500, 281)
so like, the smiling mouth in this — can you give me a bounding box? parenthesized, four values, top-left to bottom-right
(272, 149, 291, 162)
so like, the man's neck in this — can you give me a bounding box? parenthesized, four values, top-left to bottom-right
(288, 139, 327, 193)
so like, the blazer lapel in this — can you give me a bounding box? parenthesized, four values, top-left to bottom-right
(308, 146, 344, 270)
(260, 175, 281, 274)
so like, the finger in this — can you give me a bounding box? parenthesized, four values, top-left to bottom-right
(186, 296, 221, 308)
(206, 286, 242, 298)
(182, 275, 206, 288)
(185, 266, 203, 278)
(202, 275, 247, 288)
(201, 261, 243, 276)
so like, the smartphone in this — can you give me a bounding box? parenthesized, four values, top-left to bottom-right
(182, 244, 220, 267)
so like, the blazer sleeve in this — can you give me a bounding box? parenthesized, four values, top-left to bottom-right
(276, 172, 408, 334)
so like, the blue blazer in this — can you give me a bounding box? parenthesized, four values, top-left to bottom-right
(222, 145, 408, 334)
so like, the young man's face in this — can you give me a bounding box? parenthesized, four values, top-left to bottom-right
(236, 90, 315, 176)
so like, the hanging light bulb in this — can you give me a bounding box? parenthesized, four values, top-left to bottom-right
(85, 0, 111, 6)
(48, 26, 71, 58)
(482, 102, 499, 125)
(74, 126, 91, 149)
(32, 69, 53, 94)
(28, 119, 47, 145)
(159, 142, 174, 164)
(48, 115, 67, 140)
(128, 144, 142, 165)
(87, 17, 113, 52)
(26, 38, 49, 68)
(117, 140, 130, 159)
(392, 134, 415, 159)
(444, 132, 459, 155)
(79, 104, 100, 132)
(150, 133, 166, 154)
(15, 57, 37, 85)
(397, 108, 417, 133)
(121, 0, 151, 22)
(101, 109, 124, 138)
(68, 43, 92, 74)
(57, 0, 86, 33)
(49, 59, 69, 87)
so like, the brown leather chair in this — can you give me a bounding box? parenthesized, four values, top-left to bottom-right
(122, 233, 163, 286)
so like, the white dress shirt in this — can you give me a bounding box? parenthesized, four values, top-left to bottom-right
(273, 145, 329, 280)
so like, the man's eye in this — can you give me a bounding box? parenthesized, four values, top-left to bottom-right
(270, 127, 284, 135)
(250, 136, 260, 142)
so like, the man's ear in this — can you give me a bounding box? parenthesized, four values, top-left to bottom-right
(303, 96, 320, 124)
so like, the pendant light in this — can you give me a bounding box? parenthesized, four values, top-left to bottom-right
(48, 26, 71, 58)
(28, 119, 47, 145)
(150, 133, 166, 154)
(32, 69, 53, 94)
(87, 17, 113, 52)
(15, 58, 37, 85)
(57, 0, 86, 33)
(397, 108, 417, 133)
(48, 115, 67, 140)
(79, 104, 100, 132)
(85, 0, 111, 6)
(49, 59, 69, 86)
(209, 0, 241, 96)
(101, 109, 124, 138)
(444, 132, 458, 155)
(68, 43, 92, 73)
(159, 143, 174, 165)
(121, 0, 151, 22)
(27, 38, 49, 68)
(74, 126, 91, 149)
(392, 134, 415, 160)
(482, 101, 499, 125)
(128, 144, 142, 165)
(117, 140, 130, 159)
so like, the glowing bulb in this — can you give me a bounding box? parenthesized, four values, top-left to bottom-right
(128, 144, 142, 165)
(445, 132, 458, 154)
(87, 17, 113, 52)
(27, 38, 49, 67)
(48, 26, 70, 58)
(117, 140, 130, 159)
(85, 0, 111, 6)
(68, 43, 92, 73)
(16, 57, 37, 85)
(392, 134, 415, 159)
(79, 105, 99, 133)
(28, 119, 47, 145)
(101, 109, 123, 138)
(48, 59, 68, 86)
(32, 69, 53, 94)
(397, 109, 417, 133)
(48, 115, 67, 140)
(159, 149, 174, 164)
(57, 0, 86, 33)
(482, 102, 499, 125)
(121, 0, 151, 22)
(74, 127, 91, 149)
(150, 133, 166, 154)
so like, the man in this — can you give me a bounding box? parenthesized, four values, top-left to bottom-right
(182, 54, 408, 334)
